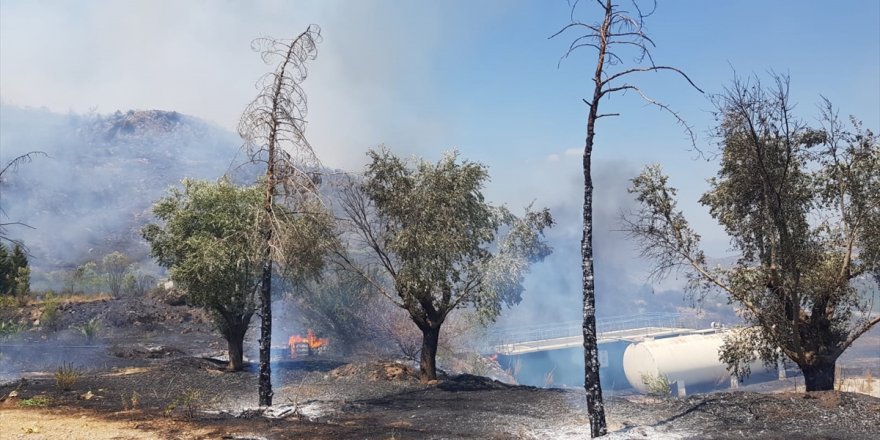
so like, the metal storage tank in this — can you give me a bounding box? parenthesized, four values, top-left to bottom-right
(623, 332, 767, 394)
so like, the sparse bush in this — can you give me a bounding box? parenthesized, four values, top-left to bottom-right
(165, 388, 205, 419)
(466, 353, 490, 377)
(641, 372, 671, 396)
(18, 395, 51, 407)
(122, 270, 156, 297)
(121, 390, 140, 411)
(40, 295, 61, 332)
(0, 295, 16, 309)
(75, 317, 101, 344)
(54, 363, 81, 391)
(102, 252, 129, 298)
(0, 320, 23, 339)
(543, 369, 555, 387)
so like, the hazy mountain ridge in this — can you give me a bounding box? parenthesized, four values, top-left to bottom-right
(0, 105, 242, 276)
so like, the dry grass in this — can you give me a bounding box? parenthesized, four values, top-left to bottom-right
(55, 363, 82, 391)
(32, 292, 113, 305)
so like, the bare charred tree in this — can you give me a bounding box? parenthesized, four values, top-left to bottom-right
(0, 151, 47, 248)
(552, 1, 702, 436)
(238, 25, 326, 407)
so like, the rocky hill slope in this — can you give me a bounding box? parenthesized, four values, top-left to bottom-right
(0, 106, 245, 277)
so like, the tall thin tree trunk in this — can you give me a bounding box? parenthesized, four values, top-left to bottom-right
(581, 7, 609, 436)
(582, 137, 607, 437)
(419, 325, 440, 382)
(802, 360, 836, 391)
(258, 250, 273, 405)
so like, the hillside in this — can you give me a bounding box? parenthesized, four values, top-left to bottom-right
(0, 106, 244, 278)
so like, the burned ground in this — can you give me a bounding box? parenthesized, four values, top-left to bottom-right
(1, 295, 878, 439)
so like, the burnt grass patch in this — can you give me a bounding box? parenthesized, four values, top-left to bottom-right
(1, 295, 878, 439)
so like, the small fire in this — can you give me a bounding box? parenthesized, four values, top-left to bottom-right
(288, 329, 328, 358)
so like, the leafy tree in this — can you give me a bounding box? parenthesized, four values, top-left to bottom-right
(102, 251, 129, 298)
(624, 75, 879, 391)
(143, 179, 333, 372)
(337, 148, 554, 381)
(66, 261, 101, 294)
(122, 269, 157, 297)
(238, 25, 323, 406)
(0, 244, 30, 297)
(551, 1, 702, 434)
(143, 180, 263, 371)
(0, 244, 11, 295)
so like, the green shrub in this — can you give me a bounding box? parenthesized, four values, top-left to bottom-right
(75, 317, 101, 344)
(0, 320, 23, 339)
(41, 299, 61, 332)
(641, 372, 672, 396)
(19, 395, 51, 407)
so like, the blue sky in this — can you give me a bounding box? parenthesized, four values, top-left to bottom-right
(2, 0, 878, 306)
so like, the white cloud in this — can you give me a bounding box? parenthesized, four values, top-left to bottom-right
(564, 147, 581, 157)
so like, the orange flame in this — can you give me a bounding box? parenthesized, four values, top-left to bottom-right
(288, 329, 328, 358)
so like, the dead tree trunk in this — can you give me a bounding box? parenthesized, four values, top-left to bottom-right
(582, 80, 606, 437)
(238, 25, 322, 407)
(258, 257, 273, 405)
(553, 1, 702, 436)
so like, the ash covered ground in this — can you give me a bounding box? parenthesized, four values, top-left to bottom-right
(1, 294, 878, 439)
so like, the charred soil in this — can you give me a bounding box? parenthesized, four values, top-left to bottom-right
(1, 294, 878, 439)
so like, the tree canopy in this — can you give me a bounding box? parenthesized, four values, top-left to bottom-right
(338, 147, 554, 380)
(624, 74, 880, 391)
(143, 179, 263, 370)
(144, 178, 335, 371)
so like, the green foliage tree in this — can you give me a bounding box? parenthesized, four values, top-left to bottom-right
(143, 179, 333, 371)
(65, 261, 101, 294)
(624, 75, 880, 391)
(0, 244, 11, 295)
(0, 244, 30, 297)
(338, 148, 554, 381)
(143, 179, 264, 371)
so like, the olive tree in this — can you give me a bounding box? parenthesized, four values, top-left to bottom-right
(143, 179, 333, 372)
(624, 75, 880, 391)
(337, 148, 554, 381)
(143, 180, 263, 371)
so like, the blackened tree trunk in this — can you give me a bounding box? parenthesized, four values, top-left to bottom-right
(226, 324, 248, 372)
(419, 325, 440, 382)
(258, 256, 273, 405)
(554, 1, 701, 435)
(582, 87, 607, 438)
(802, 359, 836, 391)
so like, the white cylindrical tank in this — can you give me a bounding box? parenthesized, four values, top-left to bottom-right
(623, 332, 765, 393)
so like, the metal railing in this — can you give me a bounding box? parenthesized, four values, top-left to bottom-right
(481, 312, 694, 352)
